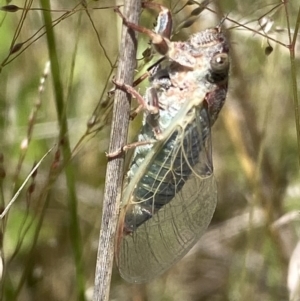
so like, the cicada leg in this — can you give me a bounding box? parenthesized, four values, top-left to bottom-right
(142, 1, 173, 39)
(113, 80, 163, 136)
(145, 87, 162, 136)
(132, 56, 166, 89)
(112, 79, 159, 116)
(107, 80, 162, 158)
(114, 6, 170, 56)
(136, 2, 173, 67)
(114, 5, 196, 68)
(106, 139, 156, 158)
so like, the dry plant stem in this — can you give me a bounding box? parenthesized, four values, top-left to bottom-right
(93, 1, 141, 301)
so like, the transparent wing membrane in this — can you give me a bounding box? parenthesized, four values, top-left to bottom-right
(116, 108, 217, 283)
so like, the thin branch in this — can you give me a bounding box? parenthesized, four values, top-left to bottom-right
(93, 1, 141, 301)
(0, 147, 54, 219)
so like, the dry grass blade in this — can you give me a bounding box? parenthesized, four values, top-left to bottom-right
(0, 147, 54, 219)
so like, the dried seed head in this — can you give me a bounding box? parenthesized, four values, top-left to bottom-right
(176, 16, 199, 31)
(190, 5, 205, 16)
(87, 115, 97, 128)
(10, 42, 24, 54)
(28, 183, 35, 195)
(0, 5, 20, 12)
(265, 45, 273, 56)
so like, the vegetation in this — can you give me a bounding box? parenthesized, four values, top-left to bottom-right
(0, 0, 299, 300)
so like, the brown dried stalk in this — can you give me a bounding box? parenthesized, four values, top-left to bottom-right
(93, 1, 141, 301)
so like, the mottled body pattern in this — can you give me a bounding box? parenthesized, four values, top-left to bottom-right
(115, 4, 230, 283)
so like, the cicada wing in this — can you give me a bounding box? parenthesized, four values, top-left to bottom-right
(116, 108, 217, 283)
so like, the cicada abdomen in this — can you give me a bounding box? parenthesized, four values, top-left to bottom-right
(115, 4, 230, 283)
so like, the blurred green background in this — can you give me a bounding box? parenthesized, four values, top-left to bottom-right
(0, 0, 299, 300)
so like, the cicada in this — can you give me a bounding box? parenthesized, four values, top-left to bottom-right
(114, 2, 230, 283)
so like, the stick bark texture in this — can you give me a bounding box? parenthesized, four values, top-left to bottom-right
(93, 1, 141, 301)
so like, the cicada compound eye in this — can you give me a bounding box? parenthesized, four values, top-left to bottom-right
(210, 53, 229, 74)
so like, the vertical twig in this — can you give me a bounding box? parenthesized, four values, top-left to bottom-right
(93, 1, 141, 301)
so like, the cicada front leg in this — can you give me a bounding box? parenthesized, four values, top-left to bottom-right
(142, 1, 173, 39)
(112, 79, 160, 117)
(114, 5, 196, 68)
(106, 80, 162, 158)
(112, 80, 162, 136)
(114, 5, 172, 56)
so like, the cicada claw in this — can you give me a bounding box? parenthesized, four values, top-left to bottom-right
(106, 140, 156, 159)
